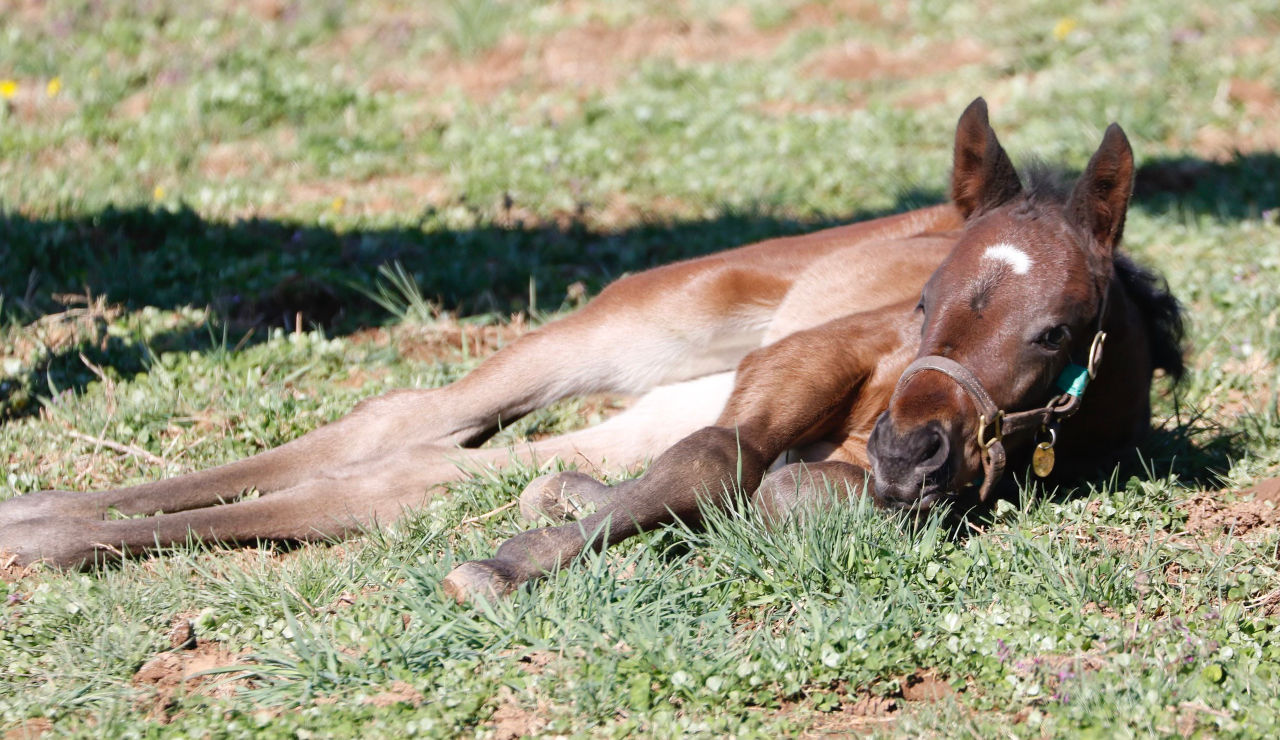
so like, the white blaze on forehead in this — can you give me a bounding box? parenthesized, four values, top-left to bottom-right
(981, 242, 1032, 275)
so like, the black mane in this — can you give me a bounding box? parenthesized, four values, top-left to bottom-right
(1115, 254, 1187, 381)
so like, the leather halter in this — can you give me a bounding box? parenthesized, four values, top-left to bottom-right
(893, 303, 1109, 503)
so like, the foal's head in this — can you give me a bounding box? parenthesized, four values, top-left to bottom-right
(867, 98, 1138, 510)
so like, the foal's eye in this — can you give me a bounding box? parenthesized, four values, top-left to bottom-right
(1036, 325, 1070, 350)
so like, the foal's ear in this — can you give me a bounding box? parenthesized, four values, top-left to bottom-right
(950, 97, 1022, 219)
(1067, 123, 1134, 256)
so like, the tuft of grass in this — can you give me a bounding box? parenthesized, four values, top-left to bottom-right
(440, 0, 515, 57)
(358, 262, 440, 326)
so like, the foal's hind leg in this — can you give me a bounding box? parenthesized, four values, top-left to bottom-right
(0, 372, 736, 567)
(0, 257, 787, 528)
(0, 452, 467, 568)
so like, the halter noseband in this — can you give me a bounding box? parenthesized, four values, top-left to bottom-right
(893, 314, 1107, 503)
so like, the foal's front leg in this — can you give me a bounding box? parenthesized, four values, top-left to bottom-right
(443, 425, 770, 601)
(442, 312, 902, 602)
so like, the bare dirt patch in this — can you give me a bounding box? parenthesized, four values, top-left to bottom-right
(494, 648, 559, 677)
(754, 98, 866, 117)
(166, 615, 198, 650)
(241, 0, 293, 21)
(1, 80, 78, 124)
(729, 34, 989, 118)
(0, 549, 42, 584)
(804, 38, 989, 83)
(334, 366, 391, 390)
(594, 192, 696, 230)
(199, 138, 283, 180)
(1231, 37, 1273, 56)
(3, 718, 53, 740)
(4, 0, 53, 25)
(132, 638, 248, 721)
(1248, 477, 1280, 504)
(347, 326, 393, 348)
(283, 174, 451, 217)
(1184, 478, 1280, 536)
(484, 687, 548, 740)
(369, 1, 896, 102)
(1227, 77, 1279, 116)
(779, 670, 963, 737)
(899, 669, 956, 702)
(1190, 76, 1280, 159)
(115, 89, 154, 121)
(362, 681, 423, 708)
(799, 693, 899, 737)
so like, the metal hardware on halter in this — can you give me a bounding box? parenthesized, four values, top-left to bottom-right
(977, 411, 1004, 450)
(1031, 426, 1058, 478)
(893, 327, 1108, 502)
(1086, 331, 1107, 377)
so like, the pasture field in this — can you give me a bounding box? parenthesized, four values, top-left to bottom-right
(2, 0, 1280, 736)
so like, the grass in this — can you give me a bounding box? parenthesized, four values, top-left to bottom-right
(3, 0, 1280, 736)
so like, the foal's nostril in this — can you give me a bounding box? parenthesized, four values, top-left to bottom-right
(918, 427, 943, 462)
(868, 417, 954, 507)
(917, 426, 949, 470)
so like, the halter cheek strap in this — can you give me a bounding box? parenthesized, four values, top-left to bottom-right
(895, 356, 1008, 502)
(894, 329, 1106, 502)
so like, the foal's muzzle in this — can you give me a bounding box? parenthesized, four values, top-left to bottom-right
(866, 415, 951, 510)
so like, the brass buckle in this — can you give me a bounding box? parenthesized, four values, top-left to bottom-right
(977, 411, 1004, 450)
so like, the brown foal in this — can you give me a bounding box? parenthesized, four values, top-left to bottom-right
(0, 99, 1183, 604)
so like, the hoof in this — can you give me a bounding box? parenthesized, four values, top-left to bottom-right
(753, 469, 809, 526)
(753, 463, 862, 528)
(0, 516, 106, 570)
(518, 471, 608, 522)
(442, 560, 517, 604)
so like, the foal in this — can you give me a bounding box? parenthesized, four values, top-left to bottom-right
(441, 101, 1184, 601)
(0, 100, 1182, 601)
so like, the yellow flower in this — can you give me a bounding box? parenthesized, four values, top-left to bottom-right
(46, 77, 61, 97)
(1052, 17, 1077, 41)
(0, 80, 17, 99)
(330, 196, 345, 212)
(153, 186, 166, 200)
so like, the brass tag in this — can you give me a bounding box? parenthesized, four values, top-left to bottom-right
(1032, 441, 1056, 478)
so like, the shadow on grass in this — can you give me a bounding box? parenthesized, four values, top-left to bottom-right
(981, 405, 1257, 526)
(4, 150, 1273, 326)
(1, 196, 938, 328)
(1133, 151, 1280, 221)
(0, 189, 946, 421)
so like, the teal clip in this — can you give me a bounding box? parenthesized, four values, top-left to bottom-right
(1055, 363, 1090, 397)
